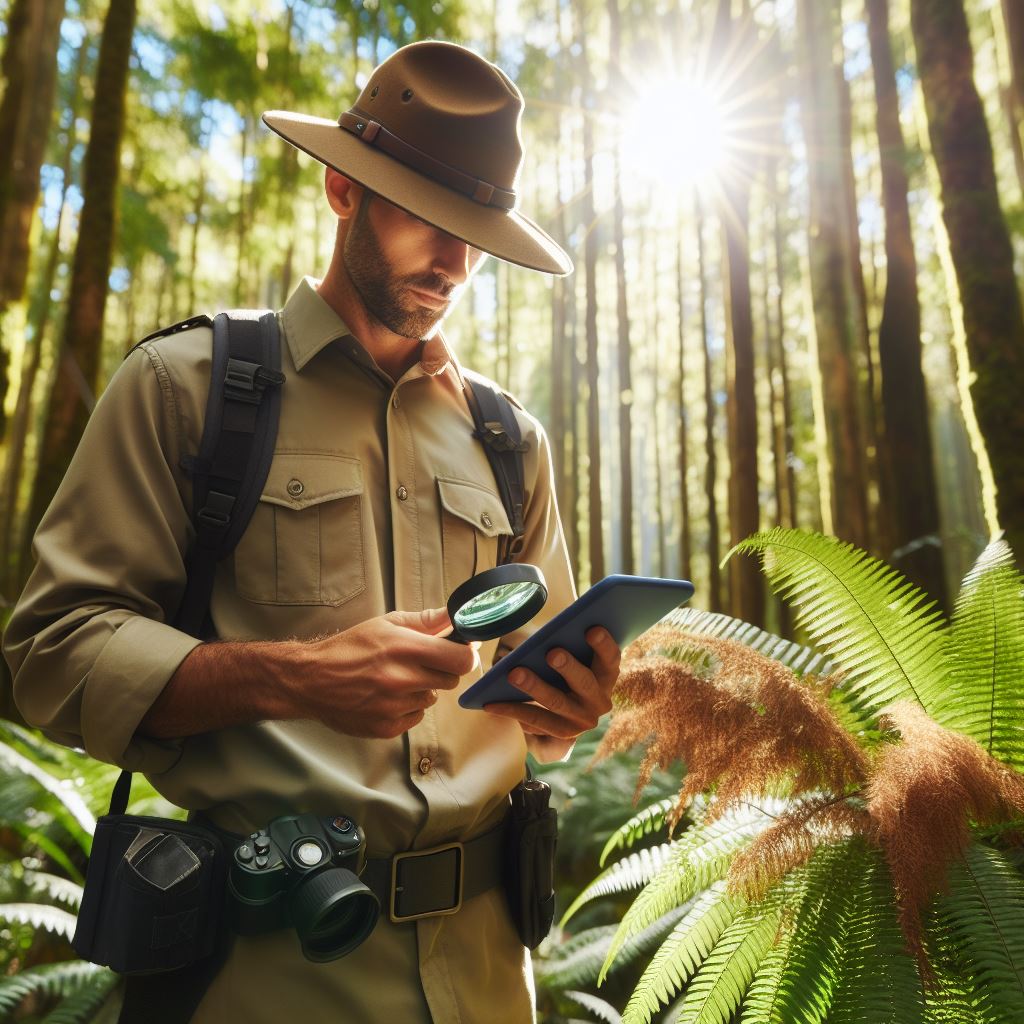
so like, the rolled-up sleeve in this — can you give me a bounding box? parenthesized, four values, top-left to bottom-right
(3, 344, 202, 771)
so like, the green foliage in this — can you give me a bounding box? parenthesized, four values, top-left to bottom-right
(0, 961, 117, 1024)
(544, 530, 1024, 1022)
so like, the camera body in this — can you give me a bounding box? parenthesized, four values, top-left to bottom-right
(228, 813, 379, 961)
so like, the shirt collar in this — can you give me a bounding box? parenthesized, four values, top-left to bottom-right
(281, 275, 465, 389)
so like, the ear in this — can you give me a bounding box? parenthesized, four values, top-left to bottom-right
(324, 167, 363, 220)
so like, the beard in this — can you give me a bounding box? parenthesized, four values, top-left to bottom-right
(343, 196, 454, 340)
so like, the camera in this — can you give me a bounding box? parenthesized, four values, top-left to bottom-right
(228, 813, 380, 962)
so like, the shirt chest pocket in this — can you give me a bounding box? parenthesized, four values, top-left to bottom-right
(234, 453, 365, 606)
(437, 476, 513, 599)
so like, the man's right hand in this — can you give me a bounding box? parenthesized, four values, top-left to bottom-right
(288, 607, 479, 738)
(140, 607, 479, 741)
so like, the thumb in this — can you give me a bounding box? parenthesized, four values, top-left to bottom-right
(387, 606, 452, 635)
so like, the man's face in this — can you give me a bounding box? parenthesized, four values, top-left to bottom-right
(343, 193, 486, 340)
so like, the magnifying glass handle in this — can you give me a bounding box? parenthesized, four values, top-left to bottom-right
(446, 628, 470, 645)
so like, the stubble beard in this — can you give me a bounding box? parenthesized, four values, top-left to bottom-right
(343, 197, 453, 340)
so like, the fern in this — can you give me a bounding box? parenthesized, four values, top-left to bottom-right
(728, 529, 949, 722)
(619, 883, 739, 1022)
(0, 901, 78, 939)
(598, 804, 776, 974)
(562, 842, 678, 926)
(937, 842, 1024, 1021)
(828, 848, 923, 1024)
(938, 539, 1024, 772)
(600, 799, 678, 867)
(667, 904, 781, 1024)
(0, 962, 114, 1017)
(563, 989, 623, 1024)
(0, 865, 84, 910)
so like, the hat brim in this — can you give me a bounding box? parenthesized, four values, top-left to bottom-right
(262, 110, 573, 276)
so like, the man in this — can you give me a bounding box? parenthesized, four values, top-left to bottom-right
(4, 39, 620, 1023)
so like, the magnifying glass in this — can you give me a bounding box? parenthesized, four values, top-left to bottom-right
(446, 564, 548, 644)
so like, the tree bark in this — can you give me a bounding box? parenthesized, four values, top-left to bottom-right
(911, 0, 1024, 563)
(697, 196, 722, 612)
(866, 0, 947, 609)
(796, 0, 870, 549)
(25, 0, 138, 550)
(676, 209, 692, 582)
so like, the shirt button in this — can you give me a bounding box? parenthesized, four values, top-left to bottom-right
(418, 756, 432, 775)
(396, 485, 409, 501)
(481, 512, 492, 529)
(287, 479, 304, 497)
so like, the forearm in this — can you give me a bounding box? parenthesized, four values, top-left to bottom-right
(139, 637, 308, 739)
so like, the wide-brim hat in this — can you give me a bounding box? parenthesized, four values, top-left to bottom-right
(263, 40, 572, 276)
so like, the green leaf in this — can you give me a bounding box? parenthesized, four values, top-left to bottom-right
(0, 962, 113, 1018)
(671, 904, 781, 1024)
(620, 883, 739, 1023)
(600, 798, 678, 867)
(728, 529, 948, 723)
(563, 989, 623, 1024)
(0, 901, 78, 938)
(938, 539, 1024, 770)
(938, 842, 1024, 1021)
(598, 804, 776, 978)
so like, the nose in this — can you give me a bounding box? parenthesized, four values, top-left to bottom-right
(431, 230, 483, 286)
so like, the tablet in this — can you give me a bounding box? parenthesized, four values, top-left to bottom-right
(458, 575, 694, 710)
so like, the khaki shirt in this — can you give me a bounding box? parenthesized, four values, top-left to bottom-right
(4, 277, 576, 1023)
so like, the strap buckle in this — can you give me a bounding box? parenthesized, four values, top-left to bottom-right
(224, 358, 286, 405)
(477, 420, 529, 454)
(389, 841, 464, 923)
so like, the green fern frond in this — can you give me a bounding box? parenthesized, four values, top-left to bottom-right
(562, 842, 678, 926)
(600, 799, 678, 867)
(0, 739, 96, 847)
(728, 529, 948, 723)
(40, 969, 119, 1024)
(938, 842, 1024, 1021)
(668, 904, 781, 1024)
(0, 865, 84, 909)
(563, 990, 623, 1024)
(828, 847, 923, 1024)
(598, 804, 775, 975)
(539, 907, 691, 991)
(665, 606, 833, 677)
(0, 900, 78, 938)
(938, 539, 1024, 771)
(0, 962, 113, 1017)
(619, 883, 739, 1022)
(921, 913, 993, 1024)
(739, 842, 861, 1024)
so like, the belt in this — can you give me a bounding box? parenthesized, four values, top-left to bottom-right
(195, 814, 508, 925)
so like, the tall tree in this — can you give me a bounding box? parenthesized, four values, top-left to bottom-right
(715, 0, 763, 627)
(866, 0, 947, 609)
(795, 0, 870, 549)
(26, 0, 138, 547)
(0, 0, 67, 433)
(608, 0, 635, 576)
(911, 0, 1024, 563)
(676, 209, 692, 583)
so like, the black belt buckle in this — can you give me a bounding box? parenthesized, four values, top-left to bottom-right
(389, 842, 464, 923)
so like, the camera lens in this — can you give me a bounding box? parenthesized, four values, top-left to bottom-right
(288, 867, 380, 962)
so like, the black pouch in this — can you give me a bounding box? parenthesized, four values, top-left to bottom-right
(72, 771, 229, 975)
(503, 774, 558, 950)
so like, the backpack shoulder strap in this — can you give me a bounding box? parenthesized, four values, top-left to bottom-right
(174, 310, 284, 638)
(462, 371, 529, 564)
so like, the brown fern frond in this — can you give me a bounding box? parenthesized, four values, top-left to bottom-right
(867, 700, 1024, 960)
(727, 797, 870, 899)
(595, 627, 869, 824)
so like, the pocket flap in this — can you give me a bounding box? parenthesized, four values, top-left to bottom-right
(437, 477, 512, 537)
(262, 453, 363, 511)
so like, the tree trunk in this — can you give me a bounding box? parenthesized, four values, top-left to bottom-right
(607, 0, 635, 576)
(574, 0, 604, 585)
(796, 0, 870, 549)
(866, 0, 947, 609)
(911, 0, 1024, 563)
(697, 196, 722, 612)
(25, 0, 138, 550)
(676, 209, 692, 582)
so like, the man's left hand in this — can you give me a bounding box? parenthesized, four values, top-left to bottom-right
(482, 627, 620, 749)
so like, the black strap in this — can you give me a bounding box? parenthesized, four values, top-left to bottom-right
(174, 311, 284, 638)
(462, 372, 528, 564)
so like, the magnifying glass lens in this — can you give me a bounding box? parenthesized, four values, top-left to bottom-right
(453, 582, 545, 631)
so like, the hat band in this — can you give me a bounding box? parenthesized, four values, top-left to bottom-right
(338, 110, 516, 211)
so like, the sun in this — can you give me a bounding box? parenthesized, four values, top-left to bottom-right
(617, 74, 731, 190)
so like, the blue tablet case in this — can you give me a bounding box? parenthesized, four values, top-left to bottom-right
(458, 575, 694, 710)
